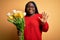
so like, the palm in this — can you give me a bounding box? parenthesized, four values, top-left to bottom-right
(39, 11, 48, 23)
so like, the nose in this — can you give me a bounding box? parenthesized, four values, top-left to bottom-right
(29, 7, 33, 10)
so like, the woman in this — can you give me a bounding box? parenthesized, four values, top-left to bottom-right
(24, 1, 49, 40)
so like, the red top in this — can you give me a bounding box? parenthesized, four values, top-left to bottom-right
(24, 14, 49, 40)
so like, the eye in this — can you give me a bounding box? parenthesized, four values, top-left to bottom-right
(27, 6, 35, 8)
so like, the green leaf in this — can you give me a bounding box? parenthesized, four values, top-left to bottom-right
(8, 19, 14, 23)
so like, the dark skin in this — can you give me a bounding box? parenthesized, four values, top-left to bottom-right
(26, 3, 35, 16)
(17, 2, 48, 37)
(26, 2, 48, 24)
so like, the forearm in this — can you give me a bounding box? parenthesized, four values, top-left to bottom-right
(41, 22, 49, 32)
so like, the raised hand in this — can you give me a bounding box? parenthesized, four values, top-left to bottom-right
(39, 11, 48, 24)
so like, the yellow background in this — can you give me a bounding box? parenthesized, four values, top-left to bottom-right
(0, 0, 60, 40)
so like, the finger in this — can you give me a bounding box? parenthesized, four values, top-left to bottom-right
(42, 11, 46, 17)
(43, 13, 48, 20)
(43, 11, 45, 15)
(44, 12, 48, 17)
(45, 14, 49, 20)
(38, 17, 41, 20)
(44, 12, 47, 17)
(38, 17, 43, 21)
(39, 17, 45, 23)
(46, 14, 49, 19)
(42, 12, 44, 16)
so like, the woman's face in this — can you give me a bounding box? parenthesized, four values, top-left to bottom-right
(27, 3, 35, 15)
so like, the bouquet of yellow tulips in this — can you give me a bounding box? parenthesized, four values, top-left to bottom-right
(7, 10, 26, 40)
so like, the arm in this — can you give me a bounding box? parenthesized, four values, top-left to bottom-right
(38, 12, 49, 32)
(41, 22, 49, 32)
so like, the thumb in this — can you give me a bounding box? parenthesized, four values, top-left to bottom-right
(38, 17, 44, 22)
(38, 17, 41, 20)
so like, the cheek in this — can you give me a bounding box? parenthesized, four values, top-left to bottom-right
(27, 8, 29, 11)
(31, 8, 35, 13)
(33, 8, 35, 12)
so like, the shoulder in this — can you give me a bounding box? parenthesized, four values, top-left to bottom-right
(35, 13, 42, 18)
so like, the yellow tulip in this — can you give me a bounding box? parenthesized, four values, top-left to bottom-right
(18, 12, 24, 18)
(8, 16, 14, 20)
(7, 12, 14, 19)
(13, 11, 24, 18)
(13, 13, 19, 17)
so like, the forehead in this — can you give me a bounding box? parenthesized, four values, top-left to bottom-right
(27, 3, 34, 7)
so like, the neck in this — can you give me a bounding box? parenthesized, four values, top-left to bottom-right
(26, 13, 35, 17)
